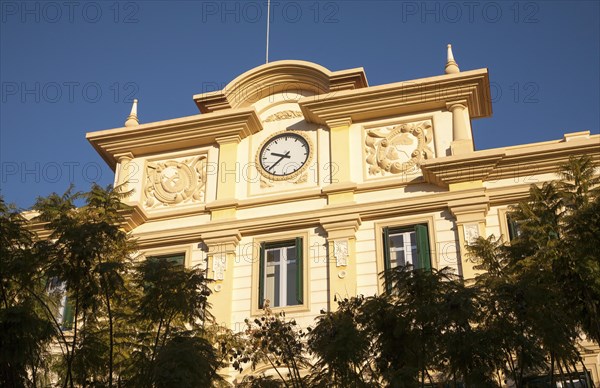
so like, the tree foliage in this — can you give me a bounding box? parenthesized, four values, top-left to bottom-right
(1, 155, 598, 387)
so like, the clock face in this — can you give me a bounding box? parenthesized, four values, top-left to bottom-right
(259, 132, 311, 178)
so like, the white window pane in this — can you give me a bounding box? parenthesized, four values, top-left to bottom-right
(263, 243, 300, 308)
(266, 264, 280, 307)
(286, 259, 298, 306)
(389, 231, 417, 268)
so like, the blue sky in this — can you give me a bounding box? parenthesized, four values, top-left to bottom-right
(1, 0, 599, 209)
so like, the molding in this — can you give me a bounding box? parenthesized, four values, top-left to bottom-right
(420, 149, 505, 188)
(448, 191, 490, 223)
(86, 108, 262, 170)
(299, 69, 492, 125)
(201, 229, 242, 253)
(132, 188, 486, 246)
(321, 182, 357, 195)
(320, 214, 362, 240)
(193, 60, 367, 113)
(205, 199, 239, 212)
(119, 204, 149, 232)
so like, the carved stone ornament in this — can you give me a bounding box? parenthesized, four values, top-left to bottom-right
(212, 253, 226, 281)
(365, 121, 434, 176)
(144, 155, 207, 209)
(333, 239, 349, 267)
(464, 223, 480, 244)
(264, 110, 303, 122)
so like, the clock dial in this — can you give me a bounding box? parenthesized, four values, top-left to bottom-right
(259, 133, 310, 177)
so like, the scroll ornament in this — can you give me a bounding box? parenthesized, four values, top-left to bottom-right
(145, 156, 207, 208)
(263, 110, 304, 122)
(365, 121, 434, 175)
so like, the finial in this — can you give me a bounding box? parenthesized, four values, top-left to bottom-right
(124, 99, 139, 127)
(445, 44, 460, 74)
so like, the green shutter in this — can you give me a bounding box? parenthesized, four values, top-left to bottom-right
(258, 243, 265, 309)
(295, 237, 303, 304)
(415, 224, 431, 270)
(382, 227, 392, 292)
(62, 296, 74, 330)
(507, 214, 518, 241)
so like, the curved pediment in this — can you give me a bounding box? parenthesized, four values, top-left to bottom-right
(193, 60, 368, 113)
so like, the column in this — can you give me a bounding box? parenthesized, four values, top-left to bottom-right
(447, 100, 474, 155)
(114, 152, 135, 203)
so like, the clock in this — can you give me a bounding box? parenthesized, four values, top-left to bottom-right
(257, 131, 313, 180)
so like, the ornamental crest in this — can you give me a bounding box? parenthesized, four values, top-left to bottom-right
(263, 110, 303, 122)
(365, 121, 434, 176)
(144, 155, 207, 208)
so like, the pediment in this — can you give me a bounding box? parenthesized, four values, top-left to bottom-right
(193, 60, 368, 113)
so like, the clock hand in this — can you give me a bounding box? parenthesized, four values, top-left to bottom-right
(268, 151, 290, 171)
(270, 152, 291, 159)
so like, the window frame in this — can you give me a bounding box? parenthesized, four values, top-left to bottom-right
(252, 231, 310, 316)
(375, 216, 436, 293)
(498, 208, 522, 243)
(140, 245, 191, 268)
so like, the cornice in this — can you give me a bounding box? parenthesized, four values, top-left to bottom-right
(298, 69, 492, 125)
(489, 136, 600, 180)
(420, 149, 505, 188)
(421, 135, 600, 188)
(193, 60, 368, 113)
(86, 108, 263, 170)
(132, 188, 486, 247)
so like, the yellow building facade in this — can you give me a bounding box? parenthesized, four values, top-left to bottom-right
(87, 52, 600, 383)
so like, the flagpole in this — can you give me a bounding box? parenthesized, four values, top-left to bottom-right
(266, 0, 271, 63)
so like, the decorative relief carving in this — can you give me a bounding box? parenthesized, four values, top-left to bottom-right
(212, 253, 226, 280)
(333, 239, 349, 267)
(144, 155, 207, 209)
(464, 223, 480, 244)
(264, 110, 303, 122)
(365, 121, 434, 176)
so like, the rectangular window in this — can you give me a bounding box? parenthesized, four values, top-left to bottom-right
(506, 214, 522, 241)
(147, 253, 185, 266)
(259, 238, 303, 309)
(47, 278, 74, 330)
(383, 224, 431, 271)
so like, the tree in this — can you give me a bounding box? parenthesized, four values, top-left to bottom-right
(32, 184, 135, 388)
(2, 184, 228, 387)
(467, 155, 600, 387)
(0, 197, 56, 387)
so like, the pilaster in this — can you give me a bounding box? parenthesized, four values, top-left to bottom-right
(324, 118, 356, 204)
(201, 229, 242, 326)
(448, 193, 489, 280)
(213, 135, 241, 220)
(320, 214, 361, 311)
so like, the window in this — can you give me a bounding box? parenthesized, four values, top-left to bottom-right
(382, 224, 431, 271)
(47, 278, 74, 330)
(147, 253, 185, 266)
(506, 214, 522, 241)
(258, 238, 303, 309)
